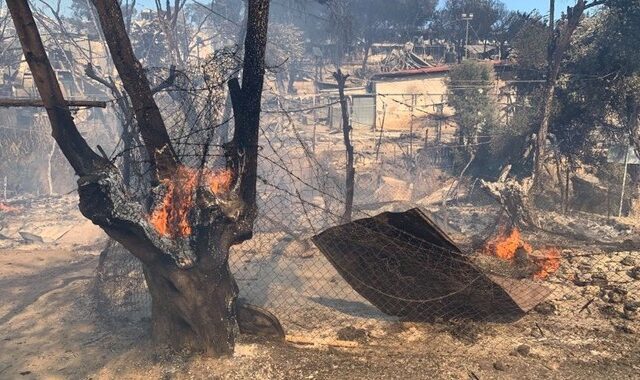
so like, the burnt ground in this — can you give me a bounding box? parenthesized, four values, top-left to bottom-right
(1, 197, 639, 379)
(0, 244, 638, 380)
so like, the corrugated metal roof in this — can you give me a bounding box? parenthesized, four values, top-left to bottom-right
(370, 60, 512, 81)
(370, 65, 451, 81)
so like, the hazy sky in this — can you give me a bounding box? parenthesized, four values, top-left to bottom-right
(51, 0, 579, 18)
(112, 0, 576, 14)
(464, 0, 576, 13)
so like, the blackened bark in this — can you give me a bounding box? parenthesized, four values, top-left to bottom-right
(219, 1, 249, 145)
(225, 0, 271, 242)
(333, 69, 355, 222)
(145, 266, 237, 355)
(76, 166, 242, 354)
(143, 236, 239, 356)
(91, 0, 178, 176)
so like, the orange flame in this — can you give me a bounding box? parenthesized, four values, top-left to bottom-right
(207, 169, 233, 195)
(532, 248, 561, 280)
(149, 166, 233, 238)
(0, 202, 18, 213)
(485, 227, 532, 260)
(484, 227, 560, 280)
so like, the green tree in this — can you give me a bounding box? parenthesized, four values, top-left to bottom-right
(448, 61, 498, 175)
(433, 0, 506, 61)
(492, 11, 544, 60)
(449, 61, 497, 145)
(562, 1, 640, 148)
(553, 1, 640, 214)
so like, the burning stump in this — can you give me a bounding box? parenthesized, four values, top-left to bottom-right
(476, 228, 562, 280)
(312, 208, 552, 322)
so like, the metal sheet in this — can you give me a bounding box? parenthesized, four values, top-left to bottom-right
(312, 208, 551, 322)
(351, 95, 376, 129)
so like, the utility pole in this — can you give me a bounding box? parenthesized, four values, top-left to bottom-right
(549, 0, 555, 35)
(462, 13, 474, 60)
(619, 143, 630, 217)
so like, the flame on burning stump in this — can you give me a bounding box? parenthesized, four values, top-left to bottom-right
(484, 227, 561, 280)
(0, 203, 19, 213)
(149, 166, 233, 238)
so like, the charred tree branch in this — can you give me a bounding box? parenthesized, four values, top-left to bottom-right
(91, 0, 178, 176)
(333, 69, 355, 222)
(0, 98, 106, 108)
(224, 0, 271, 244)
(151, 64, 178, 94)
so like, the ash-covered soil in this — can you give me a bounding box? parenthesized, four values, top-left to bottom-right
(1, 196, 639, 379)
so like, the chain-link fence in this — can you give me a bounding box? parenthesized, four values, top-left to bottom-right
(94, 87, 640, 354)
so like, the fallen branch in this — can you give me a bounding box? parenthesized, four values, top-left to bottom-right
(286, 335, 359, 348)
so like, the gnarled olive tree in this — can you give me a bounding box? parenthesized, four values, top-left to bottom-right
(7, 0, 271, 356)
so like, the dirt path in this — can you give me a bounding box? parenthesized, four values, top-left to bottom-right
(0, 247, 146, 379)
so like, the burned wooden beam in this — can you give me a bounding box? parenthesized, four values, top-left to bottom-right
(7, 0, 107, 176)
(312, 208, 552, 322)
(0, 98, 107, 108)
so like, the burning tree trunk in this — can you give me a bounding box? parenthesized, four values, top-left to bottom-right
(334, 69, 355, 222)
(7, 0, 271, 356)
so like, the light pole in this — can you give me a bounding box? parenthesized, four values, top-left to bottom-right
(462, 13, 474, 60)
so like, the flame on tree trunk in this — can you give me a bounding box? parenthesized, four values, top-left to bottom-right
(149, 166, 233, 238)
(7, 0, 271, 356)
(75, 164, 248, 355)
